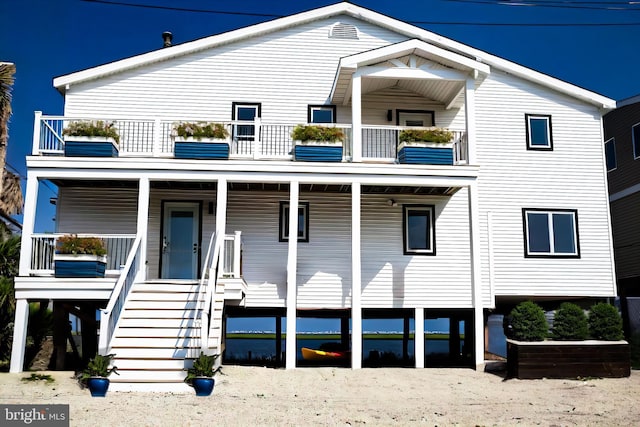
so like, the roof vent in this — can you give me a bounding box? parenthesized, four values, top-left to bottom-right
(329, 23, 358, 40)
(162, 31, 173, 48)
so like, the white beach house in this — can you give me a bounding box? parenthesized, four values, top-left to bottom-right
(11, 2, 617, 390)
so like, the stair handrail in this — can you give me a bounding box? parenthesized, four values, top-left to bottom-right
(98, 235, 142, 355)
(197, 231, 222, 354)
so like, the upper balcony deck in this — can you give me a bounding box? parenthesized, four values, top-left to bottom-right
(33, 114, 468, 166)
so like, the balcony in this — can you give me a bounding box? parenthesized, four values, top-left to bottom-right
(33, 115, 468, 165)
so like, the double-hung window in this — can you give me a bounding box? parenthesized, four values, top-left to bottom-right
(523, 209, 579, 257)
(308, 105, 336, 124)
(232, 102, 261, 153)
(403, 205, 435, 255)
(279, 201, 309, 242)
(525, 114, 553, 150)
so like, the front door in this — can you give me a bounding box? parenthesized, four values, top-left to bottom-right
(161, 202, 201, 279)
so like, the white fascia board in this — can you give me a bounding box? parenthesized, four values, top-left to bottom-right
(354, 66, 469, 81)
(53, 2, 353, 90)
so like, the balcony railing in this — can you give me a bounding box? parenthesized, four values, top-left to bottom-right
(33, 114, 467, 164)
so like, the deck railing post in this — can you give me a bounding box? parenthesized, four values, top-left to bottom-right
(152, 119, 162, 157)
(32, 111, 42, 155)
(233, 231, 242, 278)
(253, 117, 261, 159)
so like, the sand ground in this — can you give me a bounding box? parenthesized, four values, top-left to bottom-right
(1, 366, 639, 426)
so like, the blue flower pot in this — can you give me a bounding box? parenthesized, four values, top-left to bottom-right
(192, 377, 215, 396)
(87, 377, 110, 397)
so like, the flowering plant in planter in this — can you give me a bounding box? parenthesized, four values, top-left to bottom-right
(184, 352, 221, 396)
(55, 235, 107, 278)
(80, 354, 119, 397)
(63, 120, 120, 144)
(291, 125, 344, 143)
(172, 122, 230, 141)
(398, 128, 453, 144)
(57, 234, 106, 256)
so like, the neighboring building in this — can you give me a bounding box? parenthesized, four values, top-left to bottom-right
(604, 94, 640, 337)
(10, 3, 617, 390)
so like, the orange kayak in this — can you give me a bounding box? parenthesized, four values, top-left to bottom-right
(301, 347, 349, 361)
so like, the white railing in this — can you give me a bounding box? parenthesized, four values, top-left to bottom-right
(30, 233, 136, 276)
(361, 125, 468, 164)
(197, 232, 222, 355)
(222, 231, 242, 277)
(98, 235, 142, 354)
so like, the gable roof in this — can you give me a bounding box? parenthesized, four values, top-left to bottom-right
(53, 2, 614, 109)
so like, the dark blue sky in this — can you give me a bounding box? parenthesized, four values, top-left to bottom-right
(2, 0, 639, 230)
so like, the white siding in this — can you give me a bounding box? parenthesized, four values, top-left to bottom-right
(361, 191, 472, 308)
(64, 16, 407, 122)
(57, 187, 138, 234)
(474, 70, 616, 303)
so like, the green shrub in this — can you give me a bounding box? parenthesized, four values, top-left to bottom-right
(588, 303, 624, 340)
(551, 302, 588, 340)
(63, 120, 120, 144)
(508, 301, 548, 341)
(398, 128, 453, 144)
(291, 125, 344, 142)
(56, 235, 106, 256)
(184, 352, 220, 385)
(173, 122, 229, 140)
(80, 354, 118, 384)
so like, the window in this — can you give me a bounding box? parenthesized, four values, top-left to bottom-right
(232, 103, 261, 152)
(525, 114, 553, 150)
(279, 201, 309, 242)
(308, 105, 336, 124)
(523, 209, 579, 257)
(605, 138, 616, 171)
(633, 123, 640, 159)
(403, 205, 435, 255)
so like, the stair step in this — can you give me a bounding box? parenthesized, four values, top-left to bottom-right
(110, 370, 188, 382)
(111, 337, 202, 348)
(110, 347, 217, 359)
(115, 327, 200, 338)
(124, 301, 200, 310)
(133, 283, 201, 293)
(117, 318, 199, 328)
(114, 358, 194, 370)
(127, 292, 203, 302)
(121, 309, 198, 318)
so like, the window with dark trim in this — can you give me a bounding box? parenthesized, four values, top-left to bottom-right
(232, 102, 261, 149)
(605, 138, 616, 171)
(279, 201, 309, 242)
(525, 114, 553, 150)
(402, 204, 435, 255)
(308, 105, 336, 124)
(523, 208, 579, 258)
(633, 123, 640, 159)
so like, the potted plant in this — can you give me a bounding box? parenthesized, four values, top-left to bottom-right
(184, 352, 221, 396)
(54, 234, 107, 278)
(80, 354, 118, 397)
(397, 127, 454, 165)
(291, 124, 345, 162)
(506, 301, 630, 379)
(62, 120, 120, 157)
(172, 121, 230, 159)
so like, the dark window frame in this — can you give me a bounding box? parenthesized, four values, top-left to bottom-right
(632, 122, 640, 160)
(231, 102, 262, 120)
(396, 109, 436, 127)
(522, 208, 580, 258)
(402, 204, 436, 256)
(279, 201, 310, 243)
(605, 137, 617, 172)
(525, 114, 553, 151)
(308, 105, 337, 123)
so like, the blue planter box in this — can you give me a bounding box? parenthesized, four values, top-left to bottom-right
(174, 140, 229, 159)
(294, 144, 343, 162)
(54, 255, 107, 278)
(398, 144, 453, 165)
(64, 138, 119, 157)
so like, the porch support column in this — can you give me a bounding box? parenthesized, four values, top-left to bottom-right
(18, 173, 39, 276)
(9, 299, 29, 372)
(464, 77, 477, 164)
(215, 178, 228, 239)
(11, 173, 39, 373)
(414, 308, 425, 368)
(468, 182, 484, 369)
(135, 177, 150, 282)
(285, 181, 299, 369)
(351, 182, 362, 369)
(351, 74, 362, 162)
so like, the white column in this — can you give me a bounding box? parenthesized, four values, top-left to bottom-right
(9, 299, 29, 372)
(135, 177, 150, 282)
(351, 182, 362, 369)
(32, 111, 42, 155)
(216, 178, 228, 237)
(464, 78, 477, 164)
(19, 173, 39, 276)
(351, 74, 362, 162)
(285, 181, 299, 369)
(468, 182, 484, 369)
(414, 308, 425, 368)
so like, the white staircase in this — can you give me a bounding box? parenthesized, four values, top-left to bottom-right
(107, 279, 227, 392)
